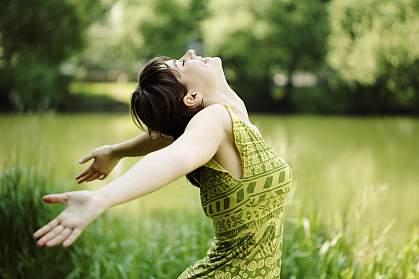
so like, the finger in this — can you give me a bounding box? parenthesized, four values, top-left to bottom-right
(36, 224, 64, 247)
(33, 219, 59, 239)
(63, 228, 83, 247)
(79, 153, 94, 164)
(43, 193, 69, 204)
(77, 172, 97, 184)
(75, 168, 90, 180)
(76, 170, 94, 184)
(76, 166, 98, 180)
(86, 173, 101, 182)
(46, 227, 72, 247)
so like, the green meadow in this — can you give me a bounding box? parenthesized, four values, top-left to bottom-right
(1, 113, 417, 278)
(2, 0, 419, 277)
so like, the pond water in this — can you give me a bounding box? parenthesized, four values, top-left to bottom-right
(1, 113, 417, 242)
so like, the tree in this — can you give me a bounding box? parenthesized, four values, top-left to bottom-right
(0, 0, 111, 111)
(262, 0, 329, 111)
(328, 0, 419, 113)
(77, 0, 209, 80)
(202, 0, 329, 112)
(138, 0, 209, 59)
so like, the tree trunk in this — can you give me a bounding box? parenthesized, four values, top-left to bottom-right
(279, 63, 296, 113)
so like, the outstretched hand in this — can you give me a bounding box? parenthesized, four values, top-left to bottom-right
(33, 190, 108, 248)
(76, 145, 120, 184)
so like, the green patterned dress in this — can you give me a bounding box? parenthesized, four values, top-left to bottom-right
(178, 103, 293, 279)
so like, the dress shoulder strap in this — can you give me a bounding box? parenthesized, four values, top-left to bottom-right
(221, 103, 240, 123)
(222, 102, 263, 139)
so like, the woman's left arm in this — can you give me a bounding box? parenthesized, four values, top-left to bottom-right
(33, 104, 229, 247)
(96, 103, 228, 207)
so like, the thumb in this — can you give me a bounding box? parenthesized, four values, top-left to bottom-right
(79, 153, 94, 164)
(43, 193, 69, 204)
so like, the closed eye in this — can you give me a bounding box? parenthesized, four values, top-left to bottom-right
(176, 60, 185, 67)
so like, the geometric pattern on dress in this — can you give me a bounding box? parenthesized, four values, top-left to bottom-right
(178, 103, 293, 279)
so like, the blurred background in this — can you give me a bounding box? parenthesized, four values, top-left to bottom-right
(1, 0, 418, 114)
(0, 0, 418, 278)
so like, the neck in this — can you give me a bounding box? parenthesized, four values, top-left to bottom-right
(204, 84, 241, 108)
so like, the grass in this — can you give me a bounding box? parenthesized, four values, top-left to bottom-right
(69, 82, 136, 105)
(1, 165, 417, 278)
(58, 81, 136, 113)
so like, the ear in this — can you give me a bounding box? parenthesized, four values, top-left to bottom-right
(183, 91, 203, 109)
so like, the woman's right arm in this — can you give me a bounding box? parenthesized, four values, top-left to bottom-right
(34, 104, 228, 248)
(75, 132, 174, 184)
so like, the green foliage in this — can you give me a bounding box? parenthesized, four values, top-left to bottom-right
(75, 1, 142, 79)
(138, 0, 209, 59)
(328, 0, 419, 85)
(282, 215, 356, 278)
(58, 92, 128, 112)
(1, 165, 417, 278)
(0, 0, 109, 112)
(263, 0, 330, 72)
(59, 81, 131, 112)
(1, 0, 418, 113)
(203, 0, 330, 111)
(9, 54, 72, 112)
(327, 0, 419, 113)
(0, 165, 75, 278)
(0, 165, 213, 278)
(74, 0, 209, 81)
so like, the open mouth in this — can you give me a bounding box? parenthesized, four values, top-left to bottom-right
(197, 56, 208, 64)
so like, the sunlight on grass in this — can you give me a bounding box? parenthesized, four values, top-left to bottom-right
(70, 82, 137, 104)
(1, 113, 418, 278)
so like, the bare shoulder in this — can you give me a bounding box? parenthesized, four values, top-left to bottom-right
(185, 103, 231, 133)
(171, 104, 230, 161)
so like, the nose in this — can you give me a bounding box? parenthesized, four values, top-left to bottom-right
(186, 49, 196, 59)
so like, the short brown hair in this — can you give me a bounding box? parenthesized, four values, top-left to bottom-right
(131, 56, 203, 139)
(130, 56, 204, 186)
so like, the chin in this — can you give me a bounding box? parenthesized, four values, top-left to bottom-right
(211, 57, 222, 69)
(207, 56, 221, 63)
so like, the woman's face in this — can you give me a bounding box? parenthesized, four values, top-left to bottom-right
(166, 49, 224, 94)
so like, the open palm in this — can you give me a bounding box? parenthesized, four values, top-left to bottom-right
(33, 190, 108, 247)
(76, 145, 120, 184)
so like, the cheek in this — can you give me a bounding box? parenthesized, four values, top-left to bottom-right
(184, 64, 210, 84)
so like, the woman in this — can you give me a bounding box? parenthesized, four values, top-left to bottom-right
(33, 49, 293, 278)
